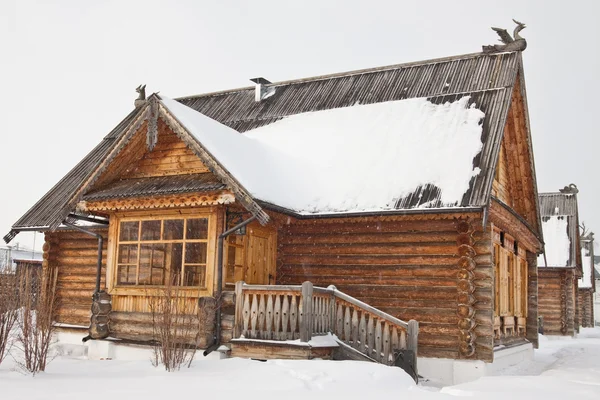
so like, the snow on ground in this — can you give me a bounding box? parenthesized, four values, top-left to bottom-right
(2, 328, 600, 400)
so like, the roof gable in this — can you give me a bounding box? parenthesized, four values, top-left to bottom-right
(490, 76, 542, 236)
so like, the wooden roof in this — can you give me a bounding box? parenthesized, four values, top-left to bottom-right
(5, 51, 537, 242)
(83, 173, 225, 201)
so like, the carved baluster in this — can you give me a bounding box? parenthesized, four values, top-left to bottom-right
(257, 294, 266, 339)
(391, 327, 399, 358)
(351, 308, 359, 347)
(242, 293, 251, 337)
(290, 294, 298, 339)
(250, 294, 259, 339)
(375, 319, 383, 361)
(266, 294, 274, 339)
(274, 295, 282, 340)
(336, 304, 344, 337)
(382, 322, 391, 364)
(343, 306, 351, 343)
(400, 329, 407, 349)
(367, 315, 375, 357)
(359, 313, 367, 352)
(282, 295, 290, 340)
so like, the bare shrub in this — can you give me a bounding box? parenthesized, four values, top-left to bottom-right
(15, 266, 59, 375)
(149, 281, 200, 371)
(0, 268, 19, 364)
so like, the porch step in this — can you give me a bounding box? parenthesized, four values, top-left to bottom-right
(230, 339, 338, 361)
(332, 340, 377, 363)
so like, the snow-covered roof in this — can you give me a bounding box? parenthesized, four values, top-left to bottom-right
(579, 245, 593, 288)
(538, 192, 580, 268)
(537, 216, 570, 267)
(161, 96, 484, 214)
(579, 235, 595, 288)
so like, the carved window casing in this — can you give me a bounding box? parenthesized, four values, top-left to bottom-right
(493, 227, 528, 337)
(113, 213, 214, 289)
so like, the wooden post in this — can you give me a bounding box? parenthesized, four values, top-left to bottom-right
(233, 281, 245, 338)
(407, 319, 419, 354)
(328, 285, 337, 332)
(300, 281, 313, 342)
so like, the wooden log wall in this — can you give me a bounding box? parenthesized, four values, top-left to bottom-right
(578, 288, 595, 328)
(45, 229, 108, 327)
(538, 268, 576, 336)
(525, 250, 539, 348)
(276, 213, 495, 362)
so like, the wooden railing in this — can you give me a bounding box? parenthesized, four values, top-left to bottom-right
(233, 281, 418, 366)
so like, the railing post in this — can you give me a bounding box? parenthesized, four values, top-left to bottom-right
(301, 281, 313, 342)
(408, 319, 419, 355)
(328, 285, 337, 334)
(233, 281, 245, 338)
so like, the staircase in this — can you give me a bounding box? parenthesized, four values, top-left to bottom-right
(221, 281, 419, 381)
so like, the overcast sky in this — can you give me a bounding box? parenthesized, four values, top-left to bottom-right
(1, 0, 599, 251)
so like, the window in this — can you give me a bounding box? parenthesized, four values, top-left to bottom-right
(115, 216, 210, 288)
(493, 227, 529, 336)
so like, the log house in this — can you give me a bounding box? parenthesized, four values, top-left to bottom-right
(578, 233, 595, 327)
(4, 50, 543, 383)
(537, 190, 582, 336)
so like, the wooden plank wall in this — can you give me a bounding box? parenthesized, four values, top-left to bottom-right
(45, 229, 108, 327)
(275, 213, 495, 362)
(126, 119, 209, 179)
(538, 268, 576, 335)
(578, 288, 595, 328)
(491, 143, 513, 208)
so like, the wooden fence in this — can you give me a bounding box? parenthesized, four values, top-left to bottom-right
(233, 281, 418, 366)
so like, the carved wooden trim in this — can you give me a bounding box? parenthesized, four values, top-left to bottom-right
(456, 218, 477, 358)
(80, 191, 235, 212)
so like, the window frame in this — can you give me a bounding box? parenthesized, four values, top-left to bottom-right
(106, 208, 217, 297)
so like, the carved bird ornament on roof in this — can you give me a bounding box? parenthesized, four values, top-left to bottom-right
(482, 19, 527, 53)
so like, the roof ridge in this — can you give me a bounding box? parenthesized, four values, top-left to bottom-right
(175, 51, 518, 101)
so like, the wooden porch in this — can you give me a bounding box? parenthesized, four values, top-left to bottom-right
(223, 281, 419, 379)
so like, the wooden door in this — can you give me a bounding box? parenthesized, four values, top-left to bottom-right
(245, 225, 276, 285)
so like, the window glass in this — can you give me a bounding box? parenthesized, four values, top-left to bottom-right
(185, 242, 207, 264)
(163, 219, 184, 240)
(118, 244, 138, 264)
(141, 220, 161, 241)
(119, 221, 139, 242)
(186, 218, 208, 240)
(183, 265, 205, 287)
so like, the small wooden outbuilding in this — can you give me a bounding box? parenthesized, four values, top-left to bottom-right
(537, 189, 582, 335)
(578, 233, 596, 327)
